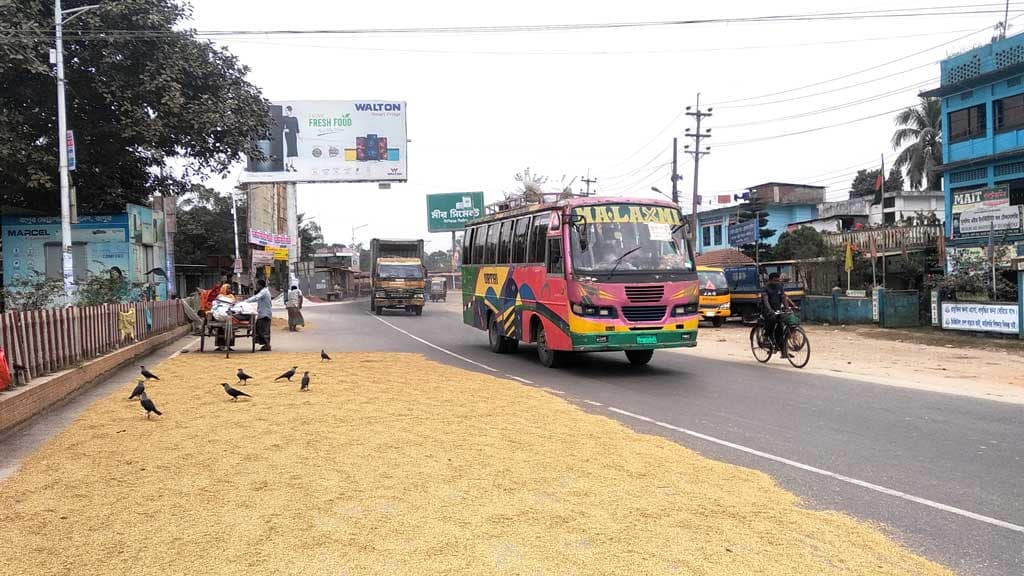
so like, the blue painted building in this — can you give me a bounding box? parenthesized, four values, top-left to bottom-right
(921, 32, 1024, 267)
(2, 203, 168, 303)
(696, 182, 824, 253)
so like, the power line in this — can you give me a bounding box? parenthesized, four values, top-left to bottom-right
(715, 105, 911, 147)
(4, 5, 1020, 41)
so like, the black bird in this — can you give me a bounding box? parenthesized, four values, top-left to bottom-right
(140, 392, 162, 419)
(128, 380, 145, 400)
(321, 350, 331, 362)
(140, 366, 160, 381)
(300, 371, 310, 391)
(221, 382, 252, 401)
(237, 368, 254, 385)
(274, 366, 298, 382)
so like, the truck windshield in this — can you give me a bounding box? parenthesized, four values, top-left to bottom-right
(379, 264, 423, 279)
(698, 271, 729, 291)
(569, 206, 692, 273)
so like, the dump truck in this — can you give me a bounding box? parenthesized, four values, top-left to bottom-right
(369, 238, 426, 316)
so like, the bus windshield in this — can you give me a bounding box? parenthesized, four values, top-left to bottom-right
(378, 264, 423, 279)
(569, 205, 692, 273)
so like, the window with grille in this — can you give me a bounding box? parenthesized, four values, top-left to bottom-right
(948, 104, 986, 143)
(995, 94, 1024, 133)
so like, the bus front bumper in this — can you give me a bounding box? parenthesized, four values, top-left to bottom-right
(570, 329, 697, 352)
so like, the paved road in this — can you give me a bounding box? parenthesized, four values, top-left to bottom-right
(278, 299, 1024, 576)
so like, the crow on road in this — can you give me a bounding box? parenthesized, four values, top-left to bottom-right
(274, 366, 298, 382)
(300, 371, 310, 391)
(140, 366, 160, 381)
(321, 350, 331, 362)
(140, 392, 162, 418)
(128, 380, 145, 400)
(237, 368, 254, 385)
(221, 382, 252, 401)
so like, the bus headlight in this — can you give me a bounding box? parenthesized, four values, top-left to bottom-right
(672, 303, 699, 316)
(571, 302, 617, 318)
(719, 303, 730, 310)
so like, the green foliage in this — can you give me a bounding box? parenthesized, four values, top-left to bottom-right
(426, 250, 451, 273)
(0, 0, 271, 213)
(926, 247, 1016, 301)
(850, 167, 904, 198)
(297, 213, 324, 262)
(76, 269, 145, 306)
(0, 274, 66, 310)
(737, 198, 775, 260)
(174, 185, 248, 266)
(891, 97, 943, 190)
(773, 227, 827, 261)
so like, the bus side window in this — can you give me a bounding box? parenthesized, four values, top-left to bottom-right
(497, 220, 513, 264)
(472, 225, 486, 264)
(547, 238, 563, 275)
(513, 216, 531, 263)
(463, 228, 475, 265)
(485, 223, 500, 264)
(529, 214, 550, 263)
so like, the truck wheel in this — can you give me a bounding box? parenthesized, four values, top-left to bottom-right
(414, 306, 423, 316)
(625, 349, 654, 365)
(375, 306, 383, 316)
(712, 317, 725, 328)
(536, 325, 563, 368)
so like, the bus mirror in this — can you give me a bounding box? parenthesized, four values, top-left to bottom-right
(570, 214, 589, 250)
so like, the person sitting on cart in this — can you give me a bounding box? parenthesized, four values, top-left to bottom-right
(213, 284, 237, 351)
(244, 279, 274, 352)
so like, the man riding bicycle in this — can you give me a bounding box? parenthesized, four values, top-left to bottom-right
(761, 272, 796, 356)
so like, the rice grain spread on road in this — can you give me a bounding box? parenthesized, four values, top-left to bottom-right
(0, 352, 952, 575)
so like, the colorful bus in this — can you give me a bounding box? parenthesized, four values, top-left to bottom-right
(461, 195, 699, 367)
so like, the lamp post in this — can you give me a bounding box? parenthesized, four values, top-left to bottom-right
(351, 223, 368, 248)
(54, 1, 99, 296)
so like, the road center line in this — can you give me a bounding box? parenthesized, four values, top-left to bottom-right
(369, 314, 500, 372)
(606, 406, 1024, 534)
(583, 400, 603, 406)
(506, 375, 534, 384)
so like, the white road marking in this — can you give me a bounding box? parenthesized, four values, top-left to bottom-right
(369, 314, 499, 372)
(506, 375, 534, 384)
(169, 338, 200, 359)
(583, 400, 603, 406)
(606, 406, 1024, 534)
(540, 387, 564, 395)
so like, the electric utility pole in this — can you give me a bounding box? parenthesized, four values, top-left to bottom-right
(671, 137, 679, 205)
(581, 169, 597, 197)
(684, 93, 712, 253)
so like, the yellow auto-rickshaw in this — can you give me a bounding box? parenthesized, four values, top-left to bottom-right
(697, 266, 731, 327)
(429, 276, 447, 302)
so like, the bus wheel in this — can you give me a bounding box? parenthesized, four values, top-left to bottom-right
(374, 306, 383, 316)
(536, 325, 563, 368)
(489, 316, 511, 353)
(711, 317, 725, 328)
(414, 306, 423, 316)
(625, 349, 654, 366)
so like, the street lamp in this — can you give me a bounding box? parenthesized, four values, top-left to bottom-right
(650, 186, 673, 202)
(54, 1, 99, 296)
(351, 223, 368, 248)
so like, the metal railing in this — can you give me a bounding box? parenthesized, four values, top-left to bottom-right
(0, 299, 191, 388)
(821, 225, 943, 252)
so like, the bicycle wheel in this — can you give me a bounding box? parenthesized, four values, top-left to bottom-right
(750, 325, 773, 363)
(784, 326, 810, 368)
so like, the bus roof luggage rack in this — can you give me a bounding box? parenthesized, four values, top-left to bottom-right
(484, 191, 585, 215)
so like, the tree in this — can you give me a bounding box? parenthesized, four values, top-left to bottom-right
(426, 250, 451, 273)
(850, 167, 904, 198)
(174, 185, 248, 266)
(0, 1, 271, 214)
(297, 213, 323, 262)
(773, 227, 827, 260)
(891, 97, 943, 190)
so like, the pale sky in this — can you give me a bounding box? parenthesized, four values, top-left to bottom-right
(188, 1, 1017, 252)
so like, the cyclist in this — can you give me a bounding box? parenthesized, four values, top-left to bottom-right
(761, 272, 796, 355)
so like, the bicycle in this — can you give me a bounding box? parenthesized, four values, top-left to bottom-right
(750, 309, 810, 368)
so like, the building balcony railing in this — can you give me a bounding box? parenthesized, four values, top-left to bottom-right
(821, 225, 944, 252)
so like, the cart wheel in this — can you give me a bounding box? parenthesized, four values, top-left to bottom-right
(200, 317, 207, 352)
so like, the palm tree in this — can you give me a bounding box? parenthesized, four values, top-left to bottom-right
(891, 97, 943, 190)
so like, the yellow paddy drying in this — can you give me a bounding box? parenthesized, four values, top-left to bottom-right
(0, 352, 951, 576)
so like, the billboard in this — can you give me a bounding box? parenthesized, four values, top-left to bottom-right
(240, 100, 407, 184)
(426, 192, 485, 232)
(951, 185, 1022, 238)
(728, 219, 759, 247)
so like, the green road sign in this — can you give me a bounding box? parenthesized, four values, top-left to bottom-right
(426, 192, 484, 232)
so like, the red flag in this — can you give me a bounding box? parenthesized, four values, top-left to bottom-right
(874, 172, 884, 191)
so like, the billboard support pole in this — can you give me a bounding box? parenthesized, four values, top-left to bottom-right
(451, 230, 457, 274)
(286, 182, 299, 287)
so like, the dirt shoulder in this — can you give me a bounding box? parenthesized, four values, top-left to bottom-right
(0, 352, 950, 575)
(676, 322, 1024, 404)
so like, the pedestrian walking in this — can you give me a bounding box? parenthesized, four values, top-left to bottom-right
(245, 279, 274, 351)
(286, 284, 304, 332)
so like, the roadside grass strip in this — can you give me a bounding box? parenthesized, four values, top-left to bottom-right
(0, 352, 952, 575)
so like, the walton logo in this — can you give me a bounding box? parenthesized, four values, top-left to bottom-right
(354, 103, 401, 112)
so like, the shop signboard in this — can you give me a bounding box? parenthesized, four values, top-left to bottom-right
(940, 302, 1019, 334)
(249, 229, 290, 248)
(952, 186, 1022, 238)
(426, 192, 485, 232)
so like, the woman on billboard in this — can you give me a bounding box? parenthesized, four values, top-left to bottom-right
(282, 105, 300, 172)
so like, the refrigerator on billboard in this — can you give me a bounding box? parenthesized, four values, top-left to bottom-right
(356, 137, 367, 162)
(377, 137, 388, 162)
(366, 134, 380, 161)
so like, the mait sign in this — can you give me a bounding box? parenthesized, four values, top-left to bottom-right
(426, 192, 484, 233)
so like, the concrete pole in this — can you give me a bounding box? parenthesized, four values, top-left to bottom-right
(286, 182, 299, 287)
(55, 0, 74, 295)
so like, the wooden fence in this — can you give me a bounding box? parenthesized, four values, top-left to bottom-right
(0, 299, 190, 388)
(822, 225, 944, 252)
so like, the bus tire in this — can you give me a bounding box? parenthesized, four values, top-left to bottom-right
(536, 324, 563, 368)
(625, 349, 654, 366)
(488, 315, 511, 353)
(374, 306, 383, 316)
(711, 317, 725, 328)
(414, 306, 423, 316)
